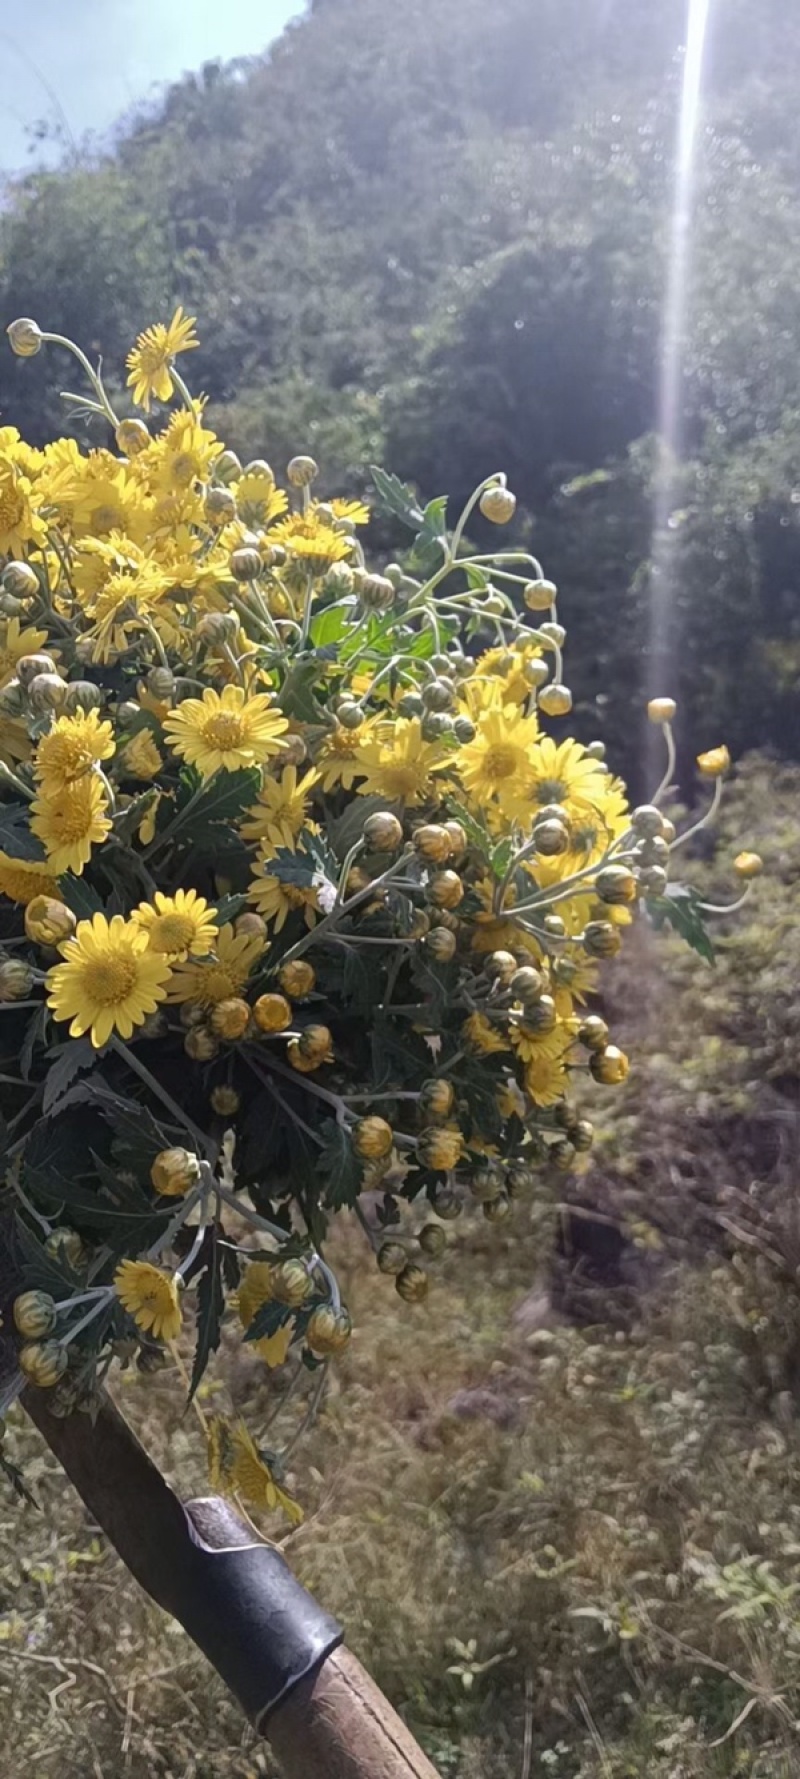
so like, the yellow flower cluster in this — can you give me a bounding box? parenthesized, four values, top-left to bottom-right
(0, 311, 757, 1518)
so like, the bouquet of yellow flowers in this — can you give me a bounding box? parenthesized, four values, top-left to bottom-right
(0, 312, 760, 1518)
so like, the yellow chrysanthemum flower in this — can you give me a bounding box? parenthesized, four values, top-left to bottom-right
(72, 534, 174, 662)
(163, 684, 289, 779)
(48, 451, 152, 542)
(0, 455, 46, 556)
(328, 497, 370, 525)
(524, 1051, 572, 1108)
(462, 1012, 510, 1054)
(269, 512, 353, 572)
(143, 405, 222, 494)
(131, 889, 219, 962)
(0, 616, 49, 689)
(237, 1261, 296, 1368)
(455, 704, 540, 810)
(510, 1018, 579, 1065)
(240, 765, 320, 847)
(166, 921, 264, 1006)
(233, 468, 289, 529)
(356, 717, 450, 806)
(30, 774, 112, 876)
(120, 729, 163, 781)
(34, 709, 115, 791)
(47, 912, 173, 1046)
(474, 641, 545, 707)
(115, 1259, 182, 1341)
(0, 849, 59, 906)
(248, 852, 321, 931)
(314, 715, 379, 791)
(207, 1416, 303, 1525)
(126, 307, 199, 411)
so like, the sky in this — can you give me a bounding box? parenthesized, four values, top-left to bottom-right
(0, 0, 305, 173)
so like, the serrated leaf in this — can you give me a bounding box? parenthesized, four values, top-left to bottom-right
(42, 1038, 98, 1116)
(112, 790, 160, 847)
(0, 1450, 37, 1507)
(465, 564, 490, 591)
(646, 883, 715, 965)
(445, 798, 492, 860)
(490, 836, 516, 880)
(57, 873, 104, 919)
(317, 1121, 363, 1211)
(13, 1216, 74, 1296)
(410, 494, 448, 573)
(189, 1227, 224, 1399)
(20, 1005, 48, 1081)
(277, 657, 328, 724)
(0, 806, 44, 861)
(310, 601, 354, 647)
(169, 768, 261, 846)
(243, 1298, 294, 1345)
(370, 466, 424, 530)
(214, 892, 247, 926)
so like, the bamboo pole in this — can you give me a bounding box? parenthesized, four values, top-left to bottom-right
(22, 1387, 440, 1779)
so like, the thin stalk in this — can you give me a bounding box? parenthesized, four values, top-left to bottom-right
(111, 1037, 213, 1156)
(652, 721, 677, 807)
(670, 776, 723, 851)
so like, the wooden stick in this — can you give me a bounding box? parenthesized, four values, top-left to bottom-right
(22, 1387, 439, 1779)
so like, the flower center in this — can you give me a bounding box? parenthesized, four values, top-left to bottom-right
(150, 913, 196, 952)
(82, 954, 139, 1007)
(204, 713, 246, 748)
(483, 743, 520, 780)
(56, 798, 93, 840)
(91, 502, 123, 533)
(0, 485, 25, 531)
(535, 778, 566, 804)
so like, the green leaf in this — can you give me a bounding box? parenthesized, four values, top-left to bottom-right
(318, 1120, 363, 1211)
(20, 1005, 48, 1081)
(13, 1216, 73, 1297)
(169, 768, 261, 846)
(57, 874, 104, 919)
(445, 798, 492, 860)
(646, 884, 716, 965)
(410, 494, 449, 573)
(310, 601, 354, 647)
(42, 1038, 98, 1117)
(111, 790, 159, 847)
(370, 466, 424, 531)
(278, 657, 328, 724)
(189, 1227, 224, 1399)
(0, 806, 44, 861)
(490, 836, 516, 880)
(214, 892, 247, 927)
(243, 1298, 294, 1346)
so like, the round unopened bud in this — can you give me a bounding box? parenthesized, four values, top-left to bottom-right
(14, 1291, 57, 1339)
(297, 1023, 333, 1060)
(253, 992, 292, 1033)
(337, 701, 365, 731)
(534, 818, 570, 856)
(215, 449, 242, 484)
(271, 1259, 313, 1307)
(0, 594, 24, 618)
(16, 652, 56, 688)
(590, 1045, 629, 1086)
(519, 994, 557, 1036)
(210, 997, 251, 1041)
(428, 870, 463, 910)
(287, 455, 319, 488)
(638, 864, 668, 896)
(418, 1224, 446, 1259)
(363, 811, 403, 853)
(480, 484, 517, 524)
(137, 1345, 169, 1374)
(278, 958, 316, 998)
(586, 740, 606, 761)
(543, 913, 566, 939)
(180, 1002, 206, 1029)
(636, 834, 669, 866)
(27, 672, 67, 714)
(413, 824, 452, 863)
(431, 1187, 461, 1220)
(511, 965, 544, 1003)
(398, 692, 424, 719)
(115, 418, 151, 457)
(425, 925, 457, 963)
(63, 679, 104, 714)
(151, 1147, 202, 1198)
(0, 959, 34, 1001)
(538, 684, 573, 718)
(197, 611, 240, 648)
(377, 1241, 408, 1276)
(323, 561, 355, 596)
(442, 821, 467, 860)
(44, 1228, 86, 1270)
(595, 865, 637, 906)
(421, 712, 451, 740)
(184, 1025, 220, 1062)
(353, 1116, 394, 1160)
(583, 920, 622, 960)
(549, 1141, 575, 1175)
(204, 486, 237, 525)
(453, 715, 476, 744)
(483, 1193, 511, 1223)
(647, 697, 676, 724)
(539, 621, 566, 649)
(230, 546, 263, 582)
(485, 950, 517, 986)
(234, 911, 267, 942)
(421, 678, 453, 713)
(524, 578, 557, 612)
(7, 316, 43, 357)
(306, 1303, 352, 1355)
(0, 679, 24, 716)
(418, 1078, 455, 1122)
(571, 1119, 594, 1153)
(417, 1125, 463, 1171)
(733, 851, 764, 879)
(2, 560, 39, 599)
(579, 1015, 609, 1052)
(18, 1340, 68, 1387)
(210, 1084, 241, 1117)
(631, 804, 666, 839)
(359, 573, 395, 612)
(24, 896, 76, 948)
(147, 665, 175, 703)
(696, 745, 730, 778)
(396, 1264, 429, 1303)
